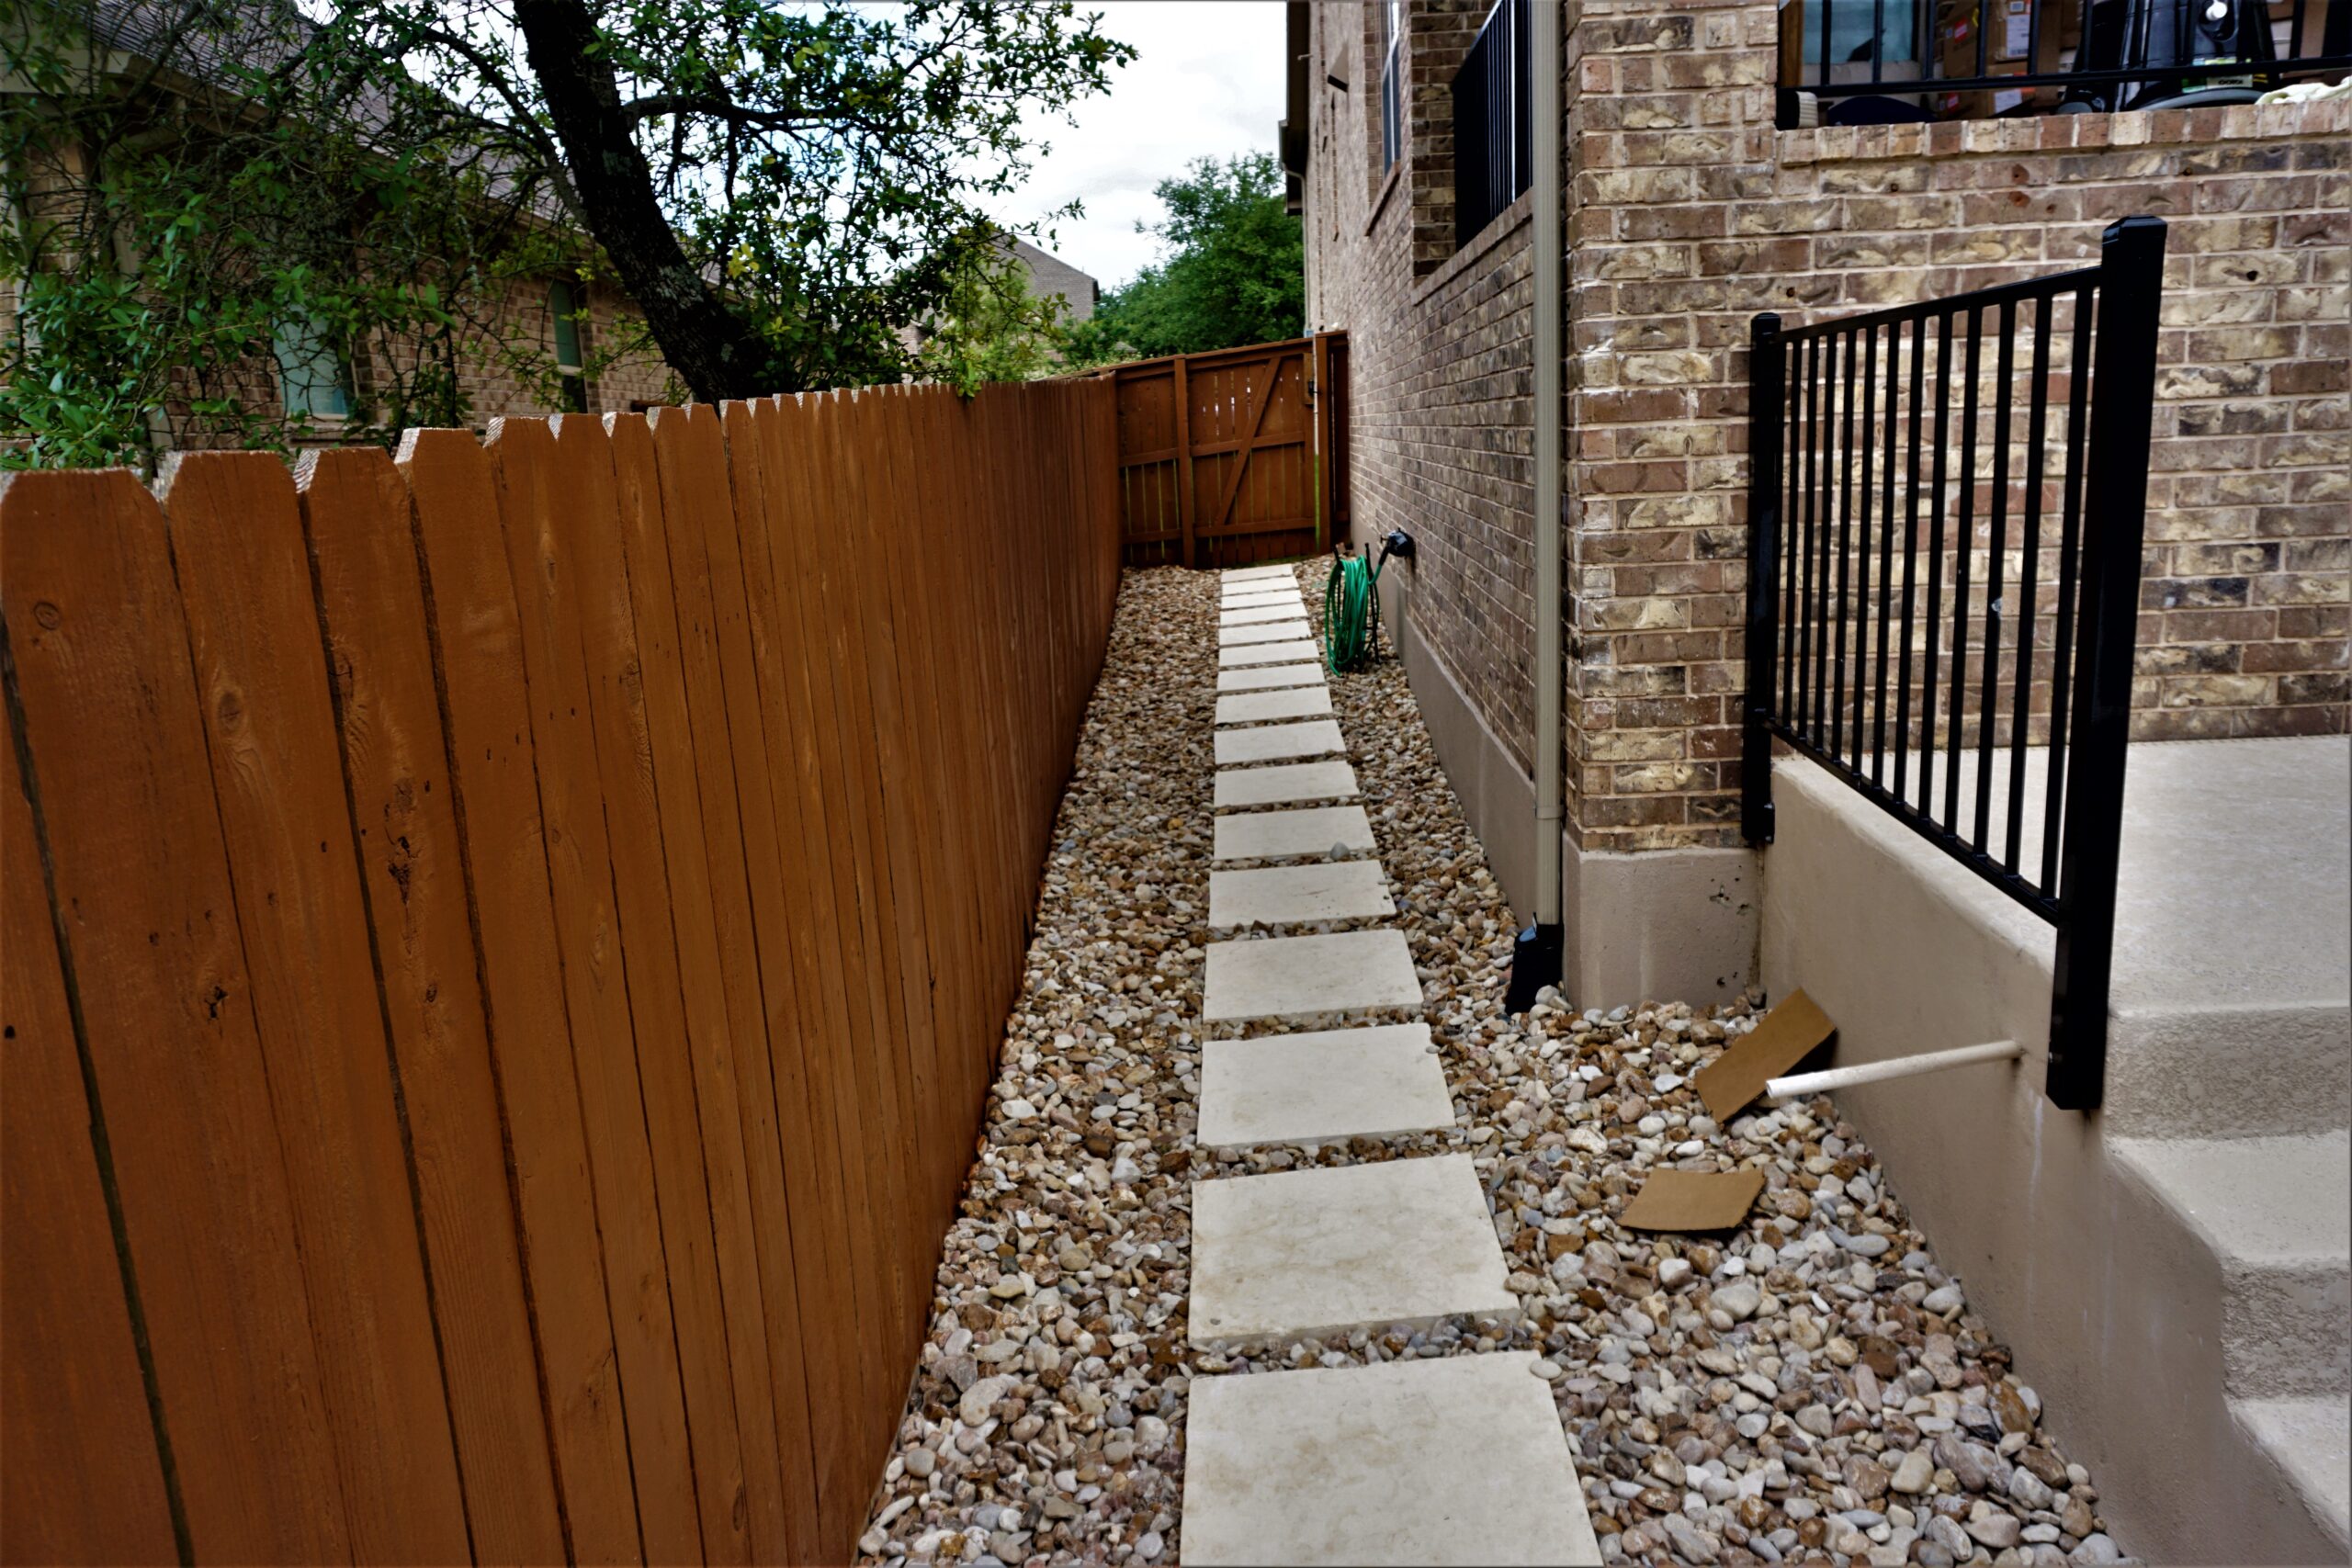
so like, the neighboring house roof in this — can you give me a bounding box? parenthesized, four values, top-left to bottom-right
(1006, 237, 1099, 324)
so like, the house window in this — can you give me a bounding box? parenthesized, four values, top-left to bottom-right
(274, 311, 351, 420)
(1452, 0, 1532, 246)
(1777, 0, 2346, 127)
(550, 281, 588, 413)
(1377, 0, 1404, 173)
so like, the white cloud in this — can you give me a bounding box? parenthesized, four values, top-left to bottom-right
(997, 1, 1286, 289)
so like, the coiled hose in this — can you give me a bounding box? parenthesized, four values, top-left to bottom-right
(1322, 547, 1384, 674)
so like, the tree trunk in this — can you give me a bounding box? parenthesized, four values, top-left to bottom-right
(513, 0, 772, 403)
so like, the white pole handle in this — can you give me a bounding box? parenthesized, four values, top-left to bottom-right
(1765, 1039, 2023, 1101)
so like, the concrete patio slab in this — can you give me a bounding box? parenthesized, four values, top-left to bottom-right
(1219, 639, 1321, 667)
(1213, 804, 1374, 863)
(1216, 686, 1333, 727)
(1215, 719, 1346, 768)
(1202, 928, 1420, 1022)
(1217, 661, 1328, 694)
(1213, 761, 1360, 811)
(1220, 619, 1312, 646)
(1188, 1155, 1515, 1345)
(1207, 861, 1393, 932)
(1182, 1352, 1600, 1566)
(1223, 603, 1306, 626)
(1196, 1022, 1453, 1148)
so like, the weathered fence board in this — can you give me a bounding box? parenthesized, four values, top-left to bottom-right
(1113, 332, 1346, 569)
(0, 377, 1121, 1566)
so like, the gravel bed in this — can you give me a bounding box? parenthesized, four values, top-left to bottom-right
(855, 561, 2130, 1568)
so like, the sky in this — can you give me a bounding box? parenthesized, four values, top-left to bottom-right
(995, 1, 1287, 291)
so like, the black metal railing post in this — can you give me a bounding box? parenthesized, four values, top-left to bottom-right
(2046, 214, 2168, 1111)
(1743, 311, 1785, 846)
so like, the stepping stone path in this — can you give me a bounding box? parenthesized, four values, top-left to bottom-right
(1181, 562, 1599, 1564)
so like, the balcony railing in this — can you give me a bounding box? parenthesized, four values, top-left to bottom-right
(1778, 0, 2352, 127)
(1740, 216, 2168, 1111)
(1451, 0, 1532, 246)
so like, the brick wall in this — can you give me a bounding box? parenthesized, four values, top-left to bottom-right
(1301, 0, 2350, 863)
(1304, 0, 1545, 776)
(1566, 0, 2349, 852)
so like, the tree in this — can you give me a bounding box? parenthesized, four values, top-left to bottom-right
(1066, 152, 1302, 366)
(910, 243, 1074, 396)
(349, 0, 1131, 400)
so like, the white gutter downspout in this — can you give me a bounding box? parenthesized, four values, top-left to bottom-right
(1509, 0, 1566, 1010)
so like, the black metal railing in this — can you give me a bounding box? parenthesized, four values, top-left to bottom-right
(1740, 215, 2166, 1111)
(1451, 0, 1532, 246)
(1778, 0, 2351, 127)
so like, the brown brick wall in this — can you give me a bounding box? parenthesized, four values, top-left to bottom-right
(1305, 0, 1545, 776)
(1303, 0, 2351, 859)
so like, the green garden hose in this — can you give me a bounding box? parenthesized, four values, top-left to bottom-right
(1322, 548, 1384, 673)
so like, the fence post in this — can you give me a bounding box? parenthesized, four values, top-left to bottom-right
(2047, 214, 2166, 1111)
(1742, 311, 1784, 846)
(1172, 354, 1196, 570)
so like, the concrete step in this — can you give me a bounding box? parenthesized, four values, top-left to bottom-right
(1215, 719, 1346, 769)
(1182, 1353, 1600, 1566)
(1202, 928, 1421, 1025)
(1219, 637, 1320, 667)
(1213, 761, 1359, 811)
(1221, 563, 1295, 583)
(1188, 1154, 1515, 1346)
(1207, 861, 1394, 933)
(1221, 619, 1313, 647)
(1196, 1022, 1453, 1149)
(1213, 804, 1375, 864)
(1216, 661, 1326, 694)
(2233, 1396, 2351, 1560)
(2111, 1131, 2350, 1402)
(1223, 603, 1308, 626)
(2102, 1001, 2352, 1139)
(1216, 686, 1333, 728)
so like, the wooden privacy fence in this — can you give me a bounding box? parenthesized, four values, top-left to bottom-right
(1112, 332, 1348, 570)
(1, 379, 1119, 1566)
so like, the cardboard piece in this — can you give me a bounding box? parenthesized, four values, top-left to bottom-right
(1621, 1168, 1767, 1234)
(1694, 988, 1835, 1122)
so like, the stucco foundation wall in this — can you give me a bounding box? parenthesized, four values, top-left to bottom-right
(1758, 756, 2341, 1564)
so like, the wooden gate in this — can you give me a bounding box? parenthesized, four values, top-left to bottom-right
(1113, 332, 1347, 569)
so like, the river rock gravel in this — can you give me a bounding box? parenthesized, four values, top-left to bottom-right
(854, 562, 2131, 1568)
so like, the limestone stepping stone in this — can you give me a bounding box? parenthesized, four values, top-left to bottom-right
(1220, 639, 1320, 667)
(1216, 686, 1333, 727)
(1221, 618, 1311, 646)
(1222, 603, 1306, 626)
(1213, 761, 1359, 811)
(1187, 1154, 1515, 1345)
(1217, 661, 1328, 694)
(1222, 563, 1294, 583)
(1213, 804, 1374, 863)
(1215, 719, 1345, 768)
(1202, 928, 1419, 1022)
(1196, 1022, 1453, 1148)
(1208, 861, 1393, 932)
(1181, 1352, 1601, 1566)
(1222, 585, 1303, 607)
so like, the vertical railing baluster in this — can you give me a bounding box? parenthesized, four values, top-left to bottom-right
(1922, 311, 1951, 818)
(2050, 215, 2167, 1111)
(2041, 285, 2096, 897)
(1943, 306, 1980, 833)
(1873, 310, 1901, 782)
(1783, 334, 1807, 711)
(1744, 313, 1785, 845)
(1798, 335, 1818, 729)
(1854, 322, 1878, 773)
(2007, 296, 2053, 874)
(1834, 325, 1859, 757)
(1974, 298, 2015, 854)
(1895, 313, 1925, 802)
(1815, 333, 1841, 736)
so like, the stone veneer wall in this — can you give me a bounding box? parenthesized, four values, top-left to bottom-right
(1301, 0, 2350, 876)
(1564, 0, 2351, 855)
